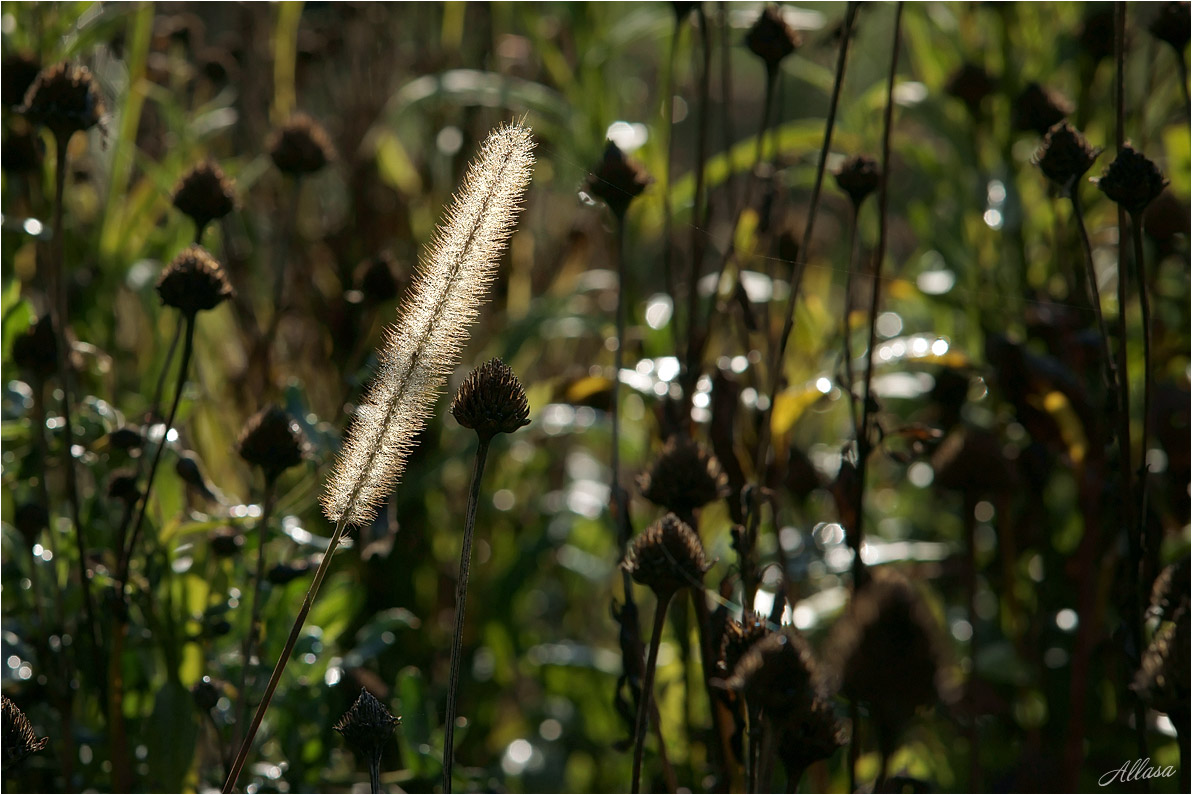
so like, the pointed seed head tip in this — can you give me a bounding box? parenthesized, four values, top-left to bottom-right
(3, 696, 49, 767)
(586, 140, 651, 218)
(1033, 122, 1100, 192)
(172, 160, 236, 229)
(834, 155, 882, 208)
(156, 245, 233, 315)
(452, 358, 531, 440)
(334, 688, 400, 758)
(746, 5, 802, 71)
(622, 513, 710, 598)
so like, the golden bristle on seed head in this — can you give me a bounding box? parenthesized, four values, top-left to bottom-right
(623, 513, 710, 598)
(452, 358, 530, 441)
(637, 436, 730, 519)
(155, 245, 233, 316)
(321, 122, 535, 527)
(21, 61, 104, 139)
(1095, 145, 1169, 216)
(334, 688, 400, 759)
(2, 695, 48, 768)
(268, 113, 335, 175)
(172, 160, 236, 230)
(238, 405, 309, 481)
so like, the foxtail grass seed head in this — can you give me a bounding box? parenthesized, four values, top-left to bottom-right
(622, 513, 710, 598)
(745, 4, 802, 74)
(452, 358, 530, 441)
(1095, 145, 1169, 215)
(2, 54, 40, 109)
(12, 315, 57, 382)
(156, 244, 233, 316)
(1149, 559, 1190, 623)
(334, 688, 400, 760)
(1148, 2, 1191, 52)
(322, 123, 534, 527)
(1012, 82, 1073, 136)
(268, 113, 335, 175)
(172, 160, 236, 231)
(834, 155, 881, 209)
(1033, 122, 1100, 193)
(585, 140, 651, 220)
(637, 436, 729, 518)
(945, 63, 996, 118)
(20, 61, 104, 140)
(238, 405, 309, 481)
(14, 502, 48, 549)
(2, 696, 48, 768)
(1132, 606, 1190, 717)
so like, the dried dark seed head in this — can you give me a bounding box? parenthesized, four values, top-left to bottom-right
(13, 502, 48, 548)
(1148, 2, 1191, 52)
(3, 696, 48, 768)
(1132, 606, 1190, 717)
(1012, 82, 1073, 136)
(1095, 145, 1169, 216)
(1032, 122, 1101, 193)
(191, 676, 221, 712)
(12, 315, 57, 382)
(745, 4, 802, 74)
(107, 468, 140, 504)
(718, 617, 772, 677)
(268, 113, 335, 175)
(354, 252, 402, 304)
(622, 513, 710, 598)
(334, 688, 400, 761)
(108, 426, 144, 452)
(156, 244, 233, 316)
(725, 629, 819, 718)
(776, 694, 845, 781)
(637, 436, 730, 518)
(452, 358, 531, 441)
(585, 140, 652, 219)
(2, 54, 41, 109)
(945, 62, 996, 118)
(238, 405, 308, 481)
(1149, 559, 1190, 622)
(268, 559, 311, 585)
(20, 61, 105, 140)
(209, 527, 244, 558)
(171, 160, 236, 231)
(834, 155, 881, 209)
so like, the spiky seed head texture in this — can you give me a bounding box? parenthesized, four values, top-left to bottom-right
(322, 123, 535, 527)
(719, 617, 772, 677)
(834, 155, 881, 209)
(238, 405, 309, 481)
(725, 630, 819, 714)
(20, 61, 104, 139)
(1095, 145, 1169, 216)
(1149, 559, 1190, 623)
(622, 513, 711, 598)
(1033, 122, 1101, 193)
(637, 436, 730, 518)
(156, 244, 233, 316)
(3, 696, 48, 767)
(1132, 606, 1190, 717)
(334, 688, 400, 760)
(268, 113, 335, 175)
(1012, 82, 1073, 136)
(746, 4, 802, 73)
(452, 358, 530, 440)
(172, 160, 236, 229)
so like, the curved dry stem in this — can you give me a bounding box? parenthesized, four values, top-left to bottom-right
(631, 590, 673, 794)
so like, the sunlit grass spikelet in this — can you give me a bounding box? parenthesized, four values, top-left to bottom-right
(322, 122, 535, 526)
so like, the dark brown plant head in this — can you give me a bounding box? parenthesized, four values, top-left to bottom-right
(1149, 559, 1190, 623)
(354, 251, 402, 304)
(107, 468, 140, 505)
(724, 629, 819, 718)
(209, 527, 244, 558)
(775, 695, 846, 782)
(452, 358, 530, 441)
(334, 688, 400, 761)
(1148, 2, 1191, 52)
(172, 160, 236, 231)
(834, 155, 881, 209)
(945, 62, 996, 118)
(637, 436, 729, 518)
(2, 695, 48, 768)
(13, 502, 48, 548)
(20, 61, 105, 140)
(1132, 606, 1190, 719)
(268, 558, 312, 585)
(1012, 82, 1073, 136)
(718, 616, 772, 677)
(191, 676, 222, 712)
(745, 4, 802, 75)
(238, 405, 309, 481)
(268, 113, 335, 175)
(2, 53, 41, 109)
(12, 315, 57, 383)
(1095, 145, 1169, 216)
(622, 513, 710, 598)
(156, 244, 233, 316)
(585, 140, 651, 219)
(1033, 122, 1101, 193)
(107, 426, 144, 452)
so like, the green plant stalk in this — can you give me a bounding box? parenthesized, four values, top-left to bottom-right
(233, 478, 278, 757)
(631, 590, 673, 794)
(223, 515, 349, 793)
(443, 436, 491, 794)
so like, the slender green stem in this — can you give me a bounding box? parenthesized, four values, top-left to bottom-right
(233, 478, 278, 757)
(631, 590, 672, 794)
(443, 436, 491, 794)
(223, 515, 350, 793)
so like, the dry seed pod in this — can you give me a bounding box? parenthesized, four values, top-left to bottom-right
(1033, 122, 1101, 193)
(637, 436, 729, 519)
(334, 688, 400, 760)
(745, 4, 801, 74)
(622, 513, 710, 598)
(268, 113, 335, 175)
(238, 405, 308, 482)
(585, 140, 651, 219)
(451, 358, 530, 441)
(725, 629, 818, 717)
(2, 695, 48, 768)
(718, 616, 772, 677)
(156, 245, 233, 316)
(172, 160, 236, 231)
(20, 61, 104, 139)
(834, 155, 881, 209)
(1095, 145, 1169, 216)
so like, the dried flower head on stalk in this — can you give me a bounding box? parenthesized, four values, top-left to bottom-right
(3, 695, 48, 768)
(623, 513, 710, 598)
(156, 245, 233, 317)
(268, 113, 335, 175)
(637, 436, 729, 519)
(451, 358, 531, 441)
(334, 688, 400, 761)
(834, 155, 881, 209)
(172, 160, 236, 232)
(746, 4, 802, 74)
(585, 140, 651, 220)
(1033, 122, 1101, 194)
(239, 405, 309, 482)
(1095, 145, 1169, 216)
(20, 61, 104, 139)
(718, 616, 772, 677)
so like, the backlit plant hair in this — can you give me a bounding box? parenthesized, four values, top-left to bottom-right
(223, 121, 535, 793)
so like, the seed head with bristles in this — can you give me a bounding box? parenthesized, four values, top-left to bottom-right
(238, 405, 309, 482)
(637, 436, 729, 519)
(622, 513, 710, 598)
(20, 61, 104, 140)
(322, 123, 535, 527)
(156, 245, 233, 316)
(2, 696, 48, 768)
(718, 616, 772, 677)
(268, 113, 335, 175)
(1033, 122, 1101, 194)
(745, 4, 802, 74)
(334, 688, 400, 760)
(172, 160, 236, 231)
(1095, 145, 1169, 216)
(452, 358, 530, 441)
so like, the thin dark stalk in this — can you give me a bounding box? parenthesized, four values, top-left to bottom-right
(120, 314, 196, 591)
(850, 3, 902, 589)
(269, 176, 303, 337)
(368, 754, 382, 794)
(1131, 219, 1153, 529)
(631, 591, 673, 794)
(661, 14, 681, 338)
(1070, 192, 1116, 390)
(841, 204, 862, 456)
(611, 218, 633, 600)
(148, 315, 184, 428)
(681, 6, 712, 424)
(233, 478, 278, 757)
(223, 516, 350, 793)
(744, 708, 760, 793)
(443, 436, 491, 794)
